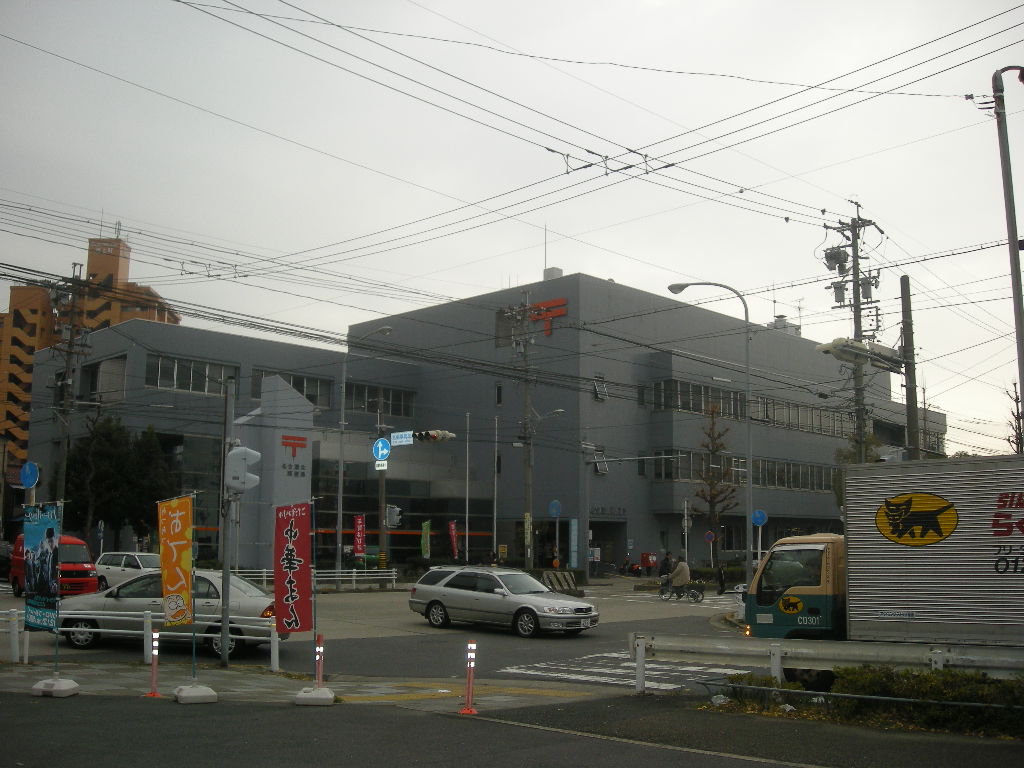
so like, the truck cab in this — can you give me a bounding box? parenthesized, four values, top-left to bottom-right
(10, 533, 100, 597)
(744, 533, 846, 640)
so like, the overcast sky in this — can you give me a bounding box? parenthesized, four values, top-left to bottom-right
(1, 1, 1022, 455)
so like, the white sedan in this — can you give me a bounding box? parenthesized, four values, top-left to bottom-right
(60, 569, 277, 657)
(94, 551, 161, 590)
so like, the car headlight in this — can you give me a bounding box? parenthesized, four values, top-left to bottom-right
(541, 606, 573, 614)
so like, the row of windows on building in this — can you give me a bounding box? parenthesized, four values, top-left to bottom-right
(144, 354, 416, 417)
(649, 449, 836, 492)
(646, 378, 855, 438)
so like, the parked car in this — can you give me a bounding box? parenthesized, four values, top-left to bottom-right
(408, 565, 599, 638)
(59, 569, 276, 657)
(10, 533, 99, 597)
(94, 551, 161, 590)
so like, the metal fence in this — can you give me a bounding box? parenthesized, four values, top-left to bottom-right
(233, 568, 398, 591)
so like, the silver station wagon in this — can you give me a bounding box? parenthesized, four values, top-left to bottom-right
(408, 565, 599, 638)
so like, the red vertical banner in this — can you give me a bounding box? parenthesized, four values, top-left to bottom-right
(274, 502, 312, 633)
(448, 520, 458, 559)
(353, 515, 366, 556)
(158, 496, 193, 627)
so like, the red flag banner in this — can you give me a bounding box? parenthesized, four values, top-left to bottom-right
(158, 495, 193, 627)
(354, 514, 366, 556)
(274, 502, 312, 633)
(448, 520, 458, 559)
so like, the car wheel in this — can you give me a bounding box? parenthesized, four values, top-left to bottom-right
(513, 609, 539, 638)
(426, 602, 450, 628)
(63, 619, 99, 649)
(208, 626, 242, 658)
(97, 576, 108, 591)
(11, 579, 22, 597)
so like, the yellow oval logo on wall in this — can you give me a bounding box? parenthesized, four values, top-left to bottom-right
(778, 596, 803, 614)
(874, 493, 958, 546)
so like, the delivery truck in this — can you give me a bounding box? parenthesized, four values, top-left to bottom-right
(745, 454, 1024, 650)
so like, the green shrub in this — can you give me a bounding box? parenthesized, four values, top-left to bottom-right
(831, 665, 1024, 738)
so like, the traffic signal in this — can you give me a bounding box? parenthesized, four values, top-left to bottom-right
(413, 429, 456, 442)
(225, 446, 261, 492)
(385, 504, 402, 528)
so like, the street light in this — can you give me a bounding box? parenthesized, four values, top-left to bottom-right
(523, 407, 564, 570)
(335, 325, 392, 574)
(667, 282, 754, 584)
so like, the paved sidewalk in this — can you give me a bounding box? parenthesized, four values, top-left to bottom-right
(0, 659, 622, 712)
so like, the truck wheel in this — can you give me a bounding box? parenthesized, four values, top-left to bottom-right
(11, 579, 22, 597)
(97, 576, 108, 591)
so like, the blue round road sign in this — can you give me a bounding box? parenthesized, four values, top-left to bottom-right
(704, 530, 716, 543)
(20, 461, 39, 489)
(372, 438, 392, 461)
(548, 499, 561, 518)
(752, 509, 768, 527)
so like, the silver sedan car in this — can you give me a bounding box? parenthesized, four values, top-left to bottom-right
(60, 569, 276, 657)
(409, 566, 599, 637)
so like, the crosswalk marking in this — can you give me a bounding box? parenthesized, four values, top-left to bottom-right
(499, 651, 752, 690)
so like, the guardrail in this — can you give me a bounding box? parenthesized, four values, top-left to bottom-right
(2, 608, 281, 671)
(233, 568, 398, 591)
(627, 632, 1024, 690)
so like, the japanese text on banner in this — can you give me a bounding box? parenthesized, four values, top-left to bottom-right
(158, 495, 193, 626)
(274, 502, 312, 633)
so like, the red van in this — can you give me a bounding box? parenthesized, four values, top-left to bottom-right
(10, 533, 99, 597)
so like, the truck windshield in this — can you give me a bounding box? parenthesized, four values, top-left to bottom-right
(60, 544, 92, 564)
(756, 545, 824, 605)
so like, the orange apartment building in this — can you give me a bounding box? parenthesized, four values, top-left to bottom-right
(0, 237, 179, 488)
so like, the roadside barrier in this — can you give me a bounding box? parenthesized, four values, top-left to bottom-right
(459, 640, 478, 715)
(233, 568, 398, 591)
(541, 570, 582, 596)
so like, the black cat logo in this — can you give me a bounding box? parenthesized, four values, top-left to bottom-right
(874, 493, 958, 546)
(778, 596, 803, 614)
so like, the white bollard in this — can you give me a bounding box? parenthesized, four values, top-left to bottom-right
(7, 610, 18, 664)
(143, 611, 154, 663)
(21, 621, 29, 664)
(270, 629, 280, 672)
(634, 634, 646, 694)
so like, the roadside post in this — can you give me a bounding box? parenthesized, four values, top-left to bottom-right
(459, 640, 478, 715)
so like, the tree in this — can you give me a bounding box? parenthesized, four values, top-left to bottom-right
(1007, 384, 1023, 455)
(691, 407, 738, 571)
(64, 417, 178, 547)
(832, 432, 882, 510)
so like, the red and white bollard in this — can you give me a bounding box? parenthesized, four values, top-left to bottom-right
(315, 633, 325, 689)
(144, 632, 161, 698)
(459, 640, 478, 715)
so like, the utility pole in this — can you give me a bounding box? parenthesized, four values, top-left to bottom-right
(900, 276, 922, 460)
(824, 206, 883, 463)
(55, 263, 84, 503)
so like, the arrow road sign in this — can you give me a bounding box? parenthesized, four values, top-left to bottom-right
(372, 438, 392, 461)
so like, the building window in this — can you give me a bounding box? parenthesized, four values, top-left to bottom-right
(252, 369, 333, 408)
(345, 383, 415, 418)
(495, 382, 503, 406)
(145, 355, 236, 396)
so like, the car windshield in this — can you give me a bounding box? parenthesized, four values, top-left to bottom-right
(60, 544, 92, 564)
(499, 573, 549, 595)
(228, 575, 269, 597)
(137, 554, 161, 568)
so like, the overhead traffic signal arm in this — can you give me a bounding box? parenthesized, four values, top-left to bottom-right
(413, 429, 456, 442)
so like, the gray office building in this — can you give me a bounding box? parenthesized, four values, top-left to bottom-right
(27, 271, 944, 571)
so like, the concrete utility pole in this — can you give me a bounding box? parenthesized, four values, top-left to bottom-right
(900, 276, 922, 460)
(825, 207, 883, 463)
(55, 264, 84, 503)
(992, 66, 1024, 435)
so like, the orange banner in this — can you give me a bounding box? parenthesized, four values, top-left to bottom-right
(158, 495, 193, 627)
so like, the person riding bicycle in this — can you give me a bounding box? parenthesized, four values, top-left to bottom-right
(667, 557, 691, 600)
(658, 551, 673, 578)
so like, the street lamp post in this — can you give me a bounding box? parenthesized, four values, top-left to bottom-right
(668, 282, 754, 584)
(334, 326, 392, 574)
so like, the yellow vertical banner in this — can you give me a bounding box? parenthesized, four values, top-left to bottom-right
(158, 495, 193, 627)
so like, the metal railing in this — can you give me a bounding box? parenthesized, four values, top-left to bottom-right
(628, 632, 1024, 690)
(233, 568, 398, 591)
(2, 607, 281, 671)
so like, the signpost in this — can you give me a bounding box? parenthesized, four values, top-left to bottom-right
(752, 509, 768, 567)
(548, 500, 561, 565)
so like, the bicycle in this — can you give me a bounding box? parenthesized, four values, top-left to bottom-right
(658, 578, 705, 603)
